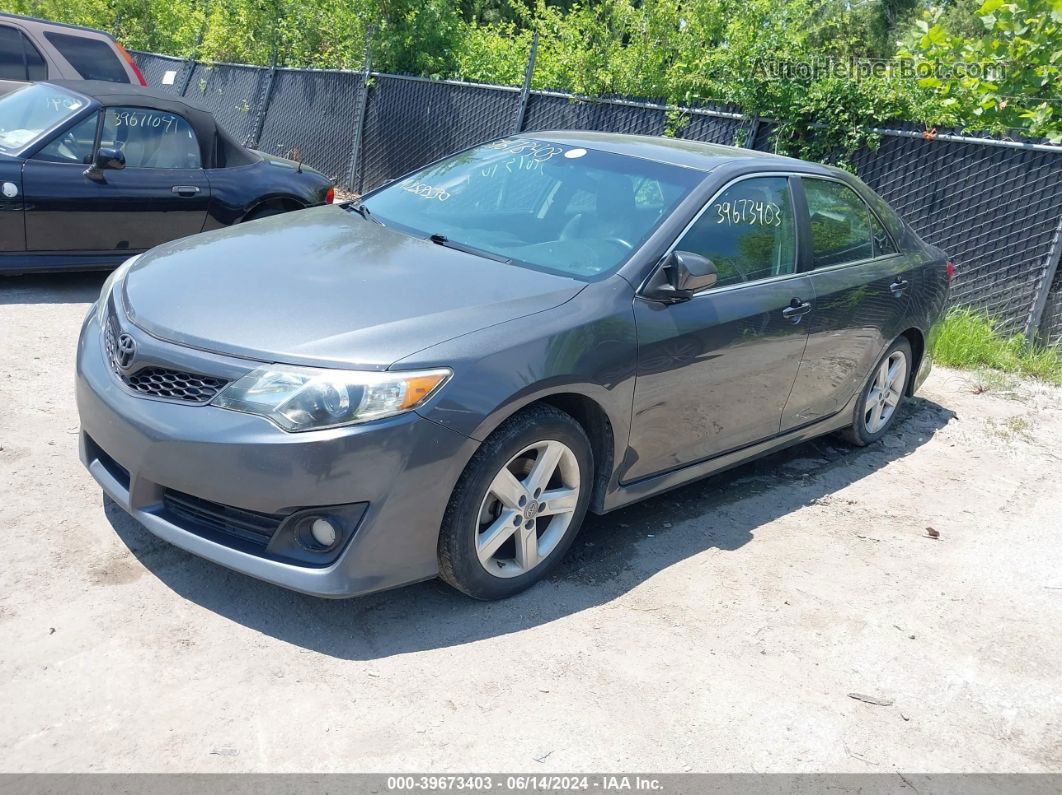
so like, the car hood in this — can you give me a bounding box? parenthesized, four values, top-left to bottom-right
(121, 205, 586, 369)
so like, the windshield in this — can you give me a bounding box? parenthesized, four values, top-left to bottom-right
(0, 84, 89, 154)
(362, 138, 703, 278)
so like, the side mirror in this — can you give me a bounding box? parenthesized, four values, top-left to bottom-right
(643, 250, 718, 303)
(96, 147, 126, 170)
(84, 147, 125, 182)
(668, 250, 718, 293)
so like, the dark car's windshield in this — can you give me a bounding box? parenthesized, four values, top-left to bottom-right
(362, 138, 703, 278)
(0, 84, 89, 154)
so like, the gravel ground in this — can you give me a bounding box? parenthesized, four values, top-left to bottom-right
(2, 272, 1061, 773)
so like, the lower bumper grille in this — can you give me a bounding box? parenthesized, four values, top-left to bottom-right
(162, 489, 284, 547)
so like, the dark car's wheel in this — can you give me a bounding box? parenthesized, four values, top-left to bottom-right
(242, 205, 285, 222)
(841, 336, 913, 446)
(438, 405, 593, 600)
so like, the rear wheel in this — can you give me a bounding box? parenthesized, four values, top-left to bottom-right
(841, 337, 912, 446)
(242, 205, 285, 222)
(438, 405, 593, 600)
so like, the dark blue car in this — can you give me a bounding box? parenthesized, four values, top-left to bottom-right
(0, 80, 333, 273)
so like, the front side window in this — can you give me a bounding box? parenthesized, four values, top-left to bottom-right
(0, 83, 89, 154)
(804, 178, 896, 268)
(673, 176, 797, 289)
(44, 32, 128, 83)
(362, 138, 702, 279)
(100, 107, 201, 169)
(33, 113, 98, 164)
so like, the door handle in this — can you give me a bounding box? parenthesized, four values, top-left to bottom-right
(171, 185, 200, 196)
(782, 299, 813, 323)
(890, 278, 909, 296)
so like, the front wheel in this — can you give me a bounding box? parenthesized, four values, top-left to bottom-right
(841, 337, 912, 446)
(438, 405, 593, 600)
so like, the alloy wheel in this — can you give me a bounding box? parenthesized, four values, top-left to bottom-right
(864, 350, 907, 434)
(475, 440, 581, 578)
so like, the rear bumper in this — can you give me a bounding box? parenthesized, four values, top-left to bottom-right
(76, 308, 479, 597)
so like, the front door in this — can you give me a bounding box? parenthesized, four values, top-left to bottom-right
(22, 105, 209, 253)
(781, 176, 921, 429)
(626, 175, 813, 483)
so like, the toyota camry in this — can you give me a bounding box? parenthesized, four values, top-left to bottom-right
(77, 131, 950, 600)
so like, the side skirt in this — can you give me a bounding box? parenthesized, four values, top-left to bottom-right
(599, 392, 858, 514)
(0, 251, 137, 274)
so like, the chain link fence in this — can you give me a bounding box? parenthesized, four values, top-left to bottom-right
(132, 50, 1062, 343)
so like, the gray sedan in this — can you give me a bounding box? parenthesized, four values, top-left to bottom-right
(76, 131, 950, 600)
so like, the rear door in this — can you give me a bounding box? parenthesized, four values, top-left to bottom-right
(627, 174, 814, 482)
(23, 105, 210, 253)
(780, 175, 920, 430)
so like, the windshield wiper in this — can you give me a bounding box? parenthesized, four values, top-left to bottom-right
(428, 233, 511, 264)
(347, 202, 383, 225)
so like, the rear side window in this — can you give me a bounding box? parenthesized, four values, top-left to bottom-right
(0, 25, 48, 81)
(44, 32, 128, 83)
(803, 178, 897, 268)
(100, 107, 201, 169)
(674, 176, 798, 289)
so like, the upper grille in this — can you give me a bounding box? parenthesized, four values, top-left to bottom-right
(123, 367, 228, 403)
(104, 309, 228, 405)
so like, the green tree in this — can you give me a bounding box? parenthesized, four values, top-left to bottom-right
(902, 0, 1062, 141)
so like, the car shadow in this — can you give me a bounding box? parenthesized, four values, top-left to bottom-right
(104, 396, 956, 660)
(0, 272, 108, 305)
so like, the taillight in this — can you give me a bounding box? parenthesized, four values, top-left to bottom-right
(946, 261, 955, 281)
(325, 187, 335, 204)
(115, 41, 148, 86)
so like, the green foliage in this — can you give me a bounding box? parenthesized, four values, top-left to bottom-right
(6, 0, 1059, 153)
(900, 0, 1062, 142)
(935, 308, 1062, 383)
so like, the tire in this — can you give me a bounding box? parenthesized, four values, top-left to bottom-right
(242, 205, 284, 223)
(841, 336, 913, 447)
(438, 405, 594, 600)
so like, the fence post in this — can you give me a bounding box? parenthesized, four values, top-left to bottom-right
(1024, 214, 1062, 341)
(177, 56, 197, 96)
(248, 44, 278, 148)
(511, 31, 539, 134)
(744, 115, 761, 150)
(178, 12, 209, 96)
(347, 26, 374, 194)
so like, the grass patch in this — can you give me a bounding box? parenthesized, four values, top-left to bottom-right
(985, 415, 1033, 441)
(935, 309, 1062, 385)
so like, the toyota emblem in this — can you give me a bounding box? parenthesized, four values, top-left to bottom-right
(114, 333, 137, 371)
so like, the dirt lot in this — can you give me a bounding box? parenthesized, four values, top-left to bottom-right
(2, 273, 1061, 773)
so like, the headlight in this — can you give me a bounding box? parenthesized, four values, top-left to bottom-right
(211, 364, 452, 432)
(95, 255, 139, 324)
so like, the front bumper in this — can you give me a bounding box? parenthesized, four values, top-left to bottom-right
(76, 305, 479, 597)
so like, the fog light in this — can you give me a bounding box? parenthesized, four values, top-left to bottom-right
(309, 517, 337, 548)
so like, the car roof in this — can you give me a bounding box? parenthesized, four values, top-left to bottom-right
(43, 79, 229, 168)
(47, 79, 207, 110)
(524, 130, 830, 174)
(0, 12, 115, 39)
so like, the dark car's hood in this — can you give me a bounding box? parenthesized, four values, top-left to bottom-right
(122, 205, 585, 368)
